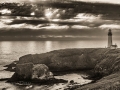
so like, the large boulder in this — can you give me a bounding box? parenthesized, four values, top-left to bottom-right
(10, 63, 53, 81)
(16, 63, 33, 80)
(32, 64, 53, 80)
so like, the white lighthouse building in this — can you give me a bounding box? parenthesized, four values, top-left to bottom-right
(108, 29, 117, 49)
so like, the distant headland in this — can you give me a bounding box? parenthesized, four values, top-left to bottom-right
(5, 48, 120, 89)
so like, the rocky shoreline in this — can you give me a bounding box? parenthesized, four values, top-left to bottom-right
(5, 48, 120, 90)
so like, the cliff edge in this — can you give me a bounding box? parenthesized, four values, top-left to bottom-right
(9, 48, 120, 89)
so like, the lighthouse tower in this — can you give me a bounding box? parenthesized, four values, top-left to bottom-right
(107, 29, 117, 49)
(108, 29, 112, 48)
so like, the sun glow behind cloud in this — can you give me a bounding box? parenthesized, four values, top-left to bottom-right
(72, 25, 90, 29)
(44, 8, 63, 20)
(30, 12, 35, 16)
(45, 8, 53, 19)
(0, 9, 11, 15)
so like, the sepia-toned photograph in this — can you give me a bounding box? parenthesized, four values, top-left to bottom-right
(0, 0, 120, 90)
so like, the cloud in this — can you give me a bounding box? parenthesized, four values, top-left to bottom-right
(52, 13, 102, 22)
(1, 0, 120, 4)
(71, 25, 90, 29)
(0, 9, 11, 15)
(44, 8, 60, 20)
(40, 24, 69, 30)
(44, 8, 66, 20)
(99, 24, 120, 30)
(0, 19, 13, 24)
(1, 13, 120, 31)
(8, 20, 49, 25)
(1, 2, 120, 41)
(50, 13, 103, 26)
(74, 0, 120, 4)
(0, 20, 44, 29)
(0, 22, 6, 28)
(30, 12, 35, 16)
(0, 19, 69, 30)
(74, 13, 102, 22)
(15, 16, 46, 20)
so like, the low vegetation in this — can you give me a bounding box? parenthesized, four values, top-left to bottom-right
(7, 48, 120, 89)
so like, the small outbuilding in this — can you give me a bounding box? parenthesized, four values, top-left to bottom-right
(110, 44, 117, 49)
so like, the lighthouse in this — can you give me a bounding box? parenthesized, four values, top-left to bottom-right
(108, 29, 112, 48)
(107, 29, 117, 49)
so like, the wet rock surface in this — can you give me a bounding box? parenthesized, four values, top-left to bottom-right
(76, 72, 120, 90)
(32, 64, 54, 80)
(4, 61, 18, 72)
(8, 63, 68, 85)
(9, 63, 54, 81)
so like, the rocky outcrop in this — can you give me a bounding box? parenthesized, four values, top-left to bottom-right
(75, 49, 120, 90)
(4, 61, 18, 72)
(17, 48, 108, 72)
(8, 49, 120, 74)
(8, 48, 120, 89)
(94, 49, 120, 76)
(10, 63, 54, 81)
(32, 64, 53, 80)
(76, 72, 120, 90)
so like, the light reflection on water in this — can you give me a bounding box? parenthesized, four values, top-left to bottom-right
(0, 40, 108, 56)
(45, 41, 53, 51)
(27, 41, 37, 53)
(0, 42, 12, 54)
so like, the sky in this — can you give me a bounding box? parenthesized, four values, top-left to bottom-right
(0, 1, 120, 41)
(76, 0, 120, 4)
(0, 0, 120, 4)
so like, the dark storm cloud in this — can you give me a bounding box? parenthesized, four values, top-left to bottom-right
(8, 20, 49, 25)
(1, 1, 120, 19)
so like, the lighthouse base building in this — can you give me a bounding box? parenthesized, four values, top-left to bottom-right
(109, 45, 117, 49)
